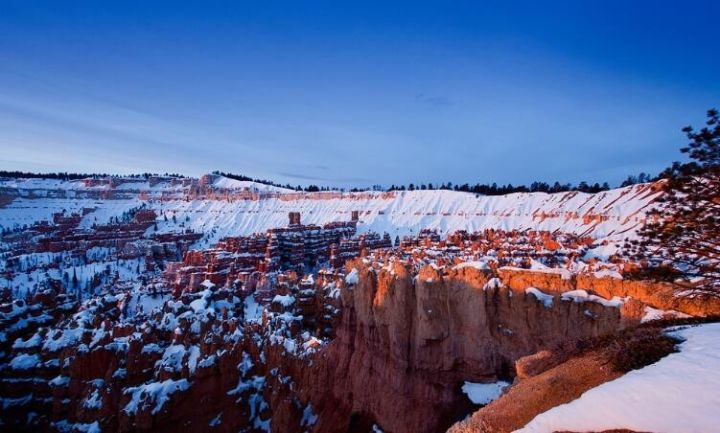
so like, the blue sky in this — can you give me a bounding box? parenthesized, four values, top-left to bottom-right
(0, 1, 718, 187)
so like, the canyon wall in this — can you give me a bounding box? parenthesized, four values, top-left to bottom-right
(3, 262, 711, 433)
(268, 261, 636, 433)
(1, 177, 662, 246)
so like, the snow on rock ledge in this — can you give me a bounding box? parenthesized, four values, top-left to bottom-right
(9, 353, 40, 370)
(560, 289, 625, 308)
(272, 294, 296, 307)
(123, 378, 191, 415)
(525, 288, 554, 309)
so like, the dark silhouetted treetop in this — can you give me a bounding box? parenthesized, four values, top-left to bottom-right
(625, 108, 720, 298)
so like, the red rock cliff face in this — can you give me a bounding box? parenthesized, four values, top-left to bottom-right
(267, 260, 632, 433)
(497, 268, 720, 317)
(7, 265, 705, 433)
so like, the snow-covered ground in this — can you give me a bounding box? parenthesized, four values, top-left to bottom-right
(1, 176, 661, 246)
(209, 176, 293, 192)
(0, 176, 663, 300)
(515, 323, 720, 433)
(0, 256, 145, 298)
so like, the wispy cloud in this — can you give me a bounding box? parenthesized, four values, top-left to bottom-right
(415, 93, 454, 108)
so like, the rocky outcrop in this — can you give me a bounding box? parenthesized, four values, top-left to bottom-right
(448, 350, 622, 433)
(0, 285, 277, 433)
(267, 260, 636, 433)
(448, 325, 679, 433)
(4, 258, 710, 433)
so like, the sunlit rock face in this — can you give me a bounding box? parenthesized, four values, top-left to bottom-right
(265, 259, 637, 433)
(3, 249, 685, 433)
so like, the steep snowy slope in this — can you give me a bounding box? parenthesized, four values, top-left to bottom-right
(0, 175, 661, 245)
(208, 176, 294, 192)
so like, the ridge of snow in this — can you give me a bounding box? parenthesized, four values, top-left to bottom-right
(271, 294, 295, 307)
(9, 353, 40, 370)
(502, 266, 573, 280)
(209, 175, 294, 192)
(454, 260, 491, 270)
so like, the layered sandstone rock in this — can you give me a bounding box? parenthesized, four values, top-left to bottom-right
(4, 250, 712, 433)
(267, 259, 635, 433)
(447, 350, 623, 433)
(498, 268, 720, 317)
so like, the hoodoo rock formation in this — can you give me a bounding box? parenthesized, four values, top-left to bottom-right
(3, 252, 694, 433)
(2, 175, 712, 433)
(264, 260, 642, 433)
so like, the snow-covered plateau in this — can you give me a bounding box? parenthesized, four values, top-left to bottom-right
(1, 174, 661, 244)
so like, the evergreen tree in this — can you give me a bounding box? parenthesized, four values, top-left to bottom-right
(625, 109, 720, 297)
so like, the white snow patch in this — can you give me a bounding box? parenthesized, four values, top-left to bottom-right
(52, 420, 101, 433)
(345, 268, 359, 285)
(641, 306, 692, 323)
(504, 266, 572, 280)
(592, 269, 623, 279)
(515, 323, 720, 433)
(9, 353, 40, 370)
(209, 412, 222, 427)
(525, 287, 554, 309)
(462, 380, 511, 405)
(243, 296, 264, 324)
(271, 294, 295, 307)
(83, 389, 102, 410)
(124, 379, 191, 415)
(300, 404, 318, 427)
(455, 260, 489, 270)
(560, 289, 625, 308)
